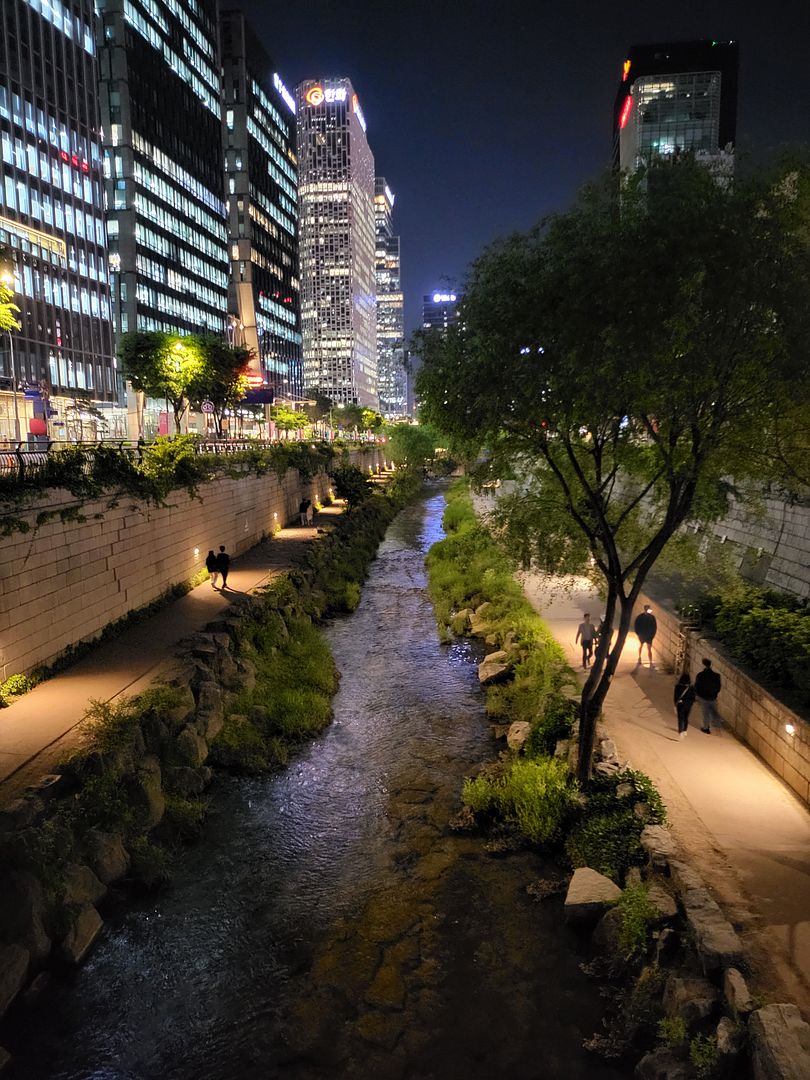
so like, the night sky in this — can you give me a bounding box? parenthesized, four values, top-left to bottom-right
(235, 0, 810, 334)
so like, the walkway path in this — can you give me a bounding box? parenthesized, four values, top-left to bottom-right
(0, 505, 345, 805)
(522, 573, 810, 1017)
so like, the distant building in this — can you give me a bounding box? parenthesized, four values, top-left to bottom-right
(0, 0, 119, 440)
(97, 0, 229, 342)
(295, 77, 377, 407)
(614, 40, 739, 175)
(374, 178, 406, 417)
(422, 291, 459, 333)
(220, 10, 302, 399)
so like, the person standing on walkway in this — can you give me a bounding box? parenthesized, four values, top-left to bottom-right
(299, 498, 311, 526)
(673, 672, 695, 738)
(694, 657, 722, 734)
(634, 604, 658, 666)
(205, 549, 219, 590)
(575, 613, 596, 669)
(215, 544, 231, 590)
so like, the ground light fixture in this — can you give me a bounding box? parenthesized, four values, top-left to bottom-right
(785, 724, 796, 736)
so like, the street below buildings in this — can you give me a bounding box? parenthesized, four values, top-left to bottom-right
(522, 574, 810, 1016)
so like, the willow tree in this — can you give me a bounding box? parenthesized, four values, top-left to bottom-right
(416, 156, 810, 782)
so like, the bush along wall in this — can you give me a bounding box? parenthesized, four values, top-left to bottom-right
(426, 483, 810, 1077)
(0, 469, 423, 1040)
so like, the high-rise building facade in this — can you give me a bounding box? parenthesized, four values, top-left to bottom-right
(374, 178, 405, 417)
(220, 10, 302, 400)
(295, 77, 377, 407)
(614, 40, 739, 174)
(0, 0, 119, 441)
(97, 0, 229, 342)
(422, 291, 459, 332)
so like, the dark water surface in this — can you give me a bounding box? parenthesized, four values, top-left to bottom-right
(4, 492, 628, 1080)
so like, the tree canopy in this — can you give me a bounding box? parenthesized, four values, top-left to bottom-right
(385, 422, 443, 468)
(415, 155, 810, 780)
(0, 251, 20, 334)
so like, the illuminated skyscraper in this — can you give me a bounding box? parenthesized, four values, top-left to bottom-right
(97, 0, 229, 341)
(614, 40, 739, 174)
(220, 10, 302, 399)
(374, 178, 405, 417)
(0, 0, 118, 440)
(422, 291, 459, 332)
(295, 78, 377, 407)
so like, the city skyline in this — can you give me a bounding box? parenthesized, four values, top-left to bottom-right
(234, 0, 810, 334)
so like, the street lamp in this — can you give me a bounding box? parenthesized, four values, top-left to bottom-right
(1, 267, 21, 443)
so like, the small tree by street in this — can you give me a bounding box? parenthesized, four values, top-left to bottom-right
(119, 331, 203, 435)
(186, 335, 251, 437)
(416, 156, 810, 782)
(331, 464, 371, 510)
(386, 422, 442, 468)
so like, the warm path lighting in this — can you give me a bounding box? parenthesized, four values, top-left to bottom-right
(785, 724, 796, 736)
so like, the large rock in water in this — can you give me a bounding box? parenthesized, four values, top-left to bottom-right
(62, 863, 106, 907)
(84, 829, 130, 885)
(564, 868, 622, 927)
(0, 872, 51, 962)
(749, 1004, 810, 1080)
(60, 905, 103, 965)
(478, 650, 511, 685)
(0, 944, 29, 1016)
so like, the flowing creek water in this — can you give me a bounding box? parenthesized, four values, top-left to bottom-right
(4, 491, 629, 1080)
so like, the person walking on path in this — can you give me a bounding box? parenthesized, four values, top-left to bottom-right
(299, 498, 311, 526)
(575, 613, 596, 669)
(673, 671, 696, 738)
(694, 657, 722, 734)
(215, 544, 231, 590)
(634, 604, 658, 666)
(205, 549, 219, 590)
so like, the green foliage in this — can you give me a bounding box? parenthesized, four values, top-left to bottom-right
(162, 795, 206, 840)
(331, 464, 372, 508)
(657, 1016, 688, 1050)
(525, 694, 576, 757)
(616, 883, 658, 964)
(128, 837, 172, 889)
(0, 673, 32, 699)
(689, 1034, 719, 1079)
(385, 422, 443, 468)
(463, 757, 578, 845)
(0, 251, 21, 332)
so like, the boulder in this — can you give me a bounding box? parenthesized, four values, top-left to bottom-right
(194, 684, 223, 740)
(635, 1048, 691, 1080)
(749, 1004, 810, 1080)
(0, 944, 29, 1016)
(663, 972, 718, 1024)
(126, 755, 165, 828)
(478, 650, 511, 686)
(553, 738, 571, 759)
(176, 725, 209, 768)
(0, 872, 51, 962)
(716, 1016, 742, 1060)
(164, 766, 207, 797)
(62, 864, 106, 907)
(598, 738, 618, 764)
(506, 721, 532, 752)
(564, 868, 622, 928)
(484, 633, 499, 646)
(0, 797, 44, 834)
(139, 714, 170, 757)
(84, 830, 130, 885)
(469, 604, 494, 636)
(60, 905, 103, 965)
(217, 654, 242, 691)
(680, 892, 744, 970)
(162, 686, 196, 731)
(454, 608, 473, 629)
(640, 825, 677, 869)
(594, 761, 620, 777)
(723, 967, 753, 1017)
(592, 905, 623, 953)
(647, 883, 678, 924)
(234, 658, 256, 692)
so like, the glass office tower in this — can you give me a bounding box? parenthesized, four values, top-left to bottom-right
(220, 10, 302, 401)
(374, 178, 405, 417)
(295, 77, 377, 407)
(0, 0, 119, 441)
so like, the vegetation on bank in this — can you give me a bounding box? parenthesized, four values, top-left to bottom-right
(427, 482, 666, 884)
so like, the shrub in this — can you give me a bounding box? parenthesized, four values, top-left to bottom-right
(526, 694, 577, 757)
(689, 1034, 719, 1079)
(565, 809, 643, 883)
(162, 795, 206, 840)
(463, 757, 578, 845)
(657, 1016, 688, 1050)
(1, 673, 32, 698)
(616, 883, 658, 964)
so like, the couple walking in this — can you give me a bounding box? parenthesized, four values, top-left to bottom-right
(205, 545, 231, 590)
(673, 658, 722, 737)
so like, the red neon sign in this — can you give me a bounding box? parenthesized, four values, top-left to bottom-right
(619, 95, 633, 129)
(245, 373, 264, 388)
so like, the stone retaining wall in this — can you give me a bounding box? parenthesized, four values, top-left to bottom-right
(0, 449, 382, 679)
(636, 592, 810, 807)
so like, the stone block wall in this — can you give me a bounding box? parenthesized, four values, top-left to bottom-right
(636, 593, 810, 807)
(0, 449, 382, 678)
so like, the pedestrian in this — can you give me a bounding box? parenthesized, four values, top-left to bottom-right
(575, 613, 596, 669)
(299, 497, 311, 526)
(205, 549, 219, 590)
(215, 544, 231, 590)
(694, 657, 722, 734)
(673, 671, 695, 738)
(634, 604, 658, 666)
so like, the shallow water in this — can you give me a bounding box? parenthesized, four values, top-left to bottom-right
(3, 492, 628, 1080)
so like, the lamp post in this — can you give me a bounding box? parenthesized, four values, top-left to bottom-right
(1, 268, 21, 443)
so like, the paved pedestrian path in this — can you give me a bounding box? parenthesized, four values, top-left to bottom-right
(0, 505, 346, 804)
(522, 572, 810, 1016)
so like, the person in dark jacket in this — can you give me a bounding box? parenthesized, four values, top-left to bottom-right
(634, 604, 657, 666)
(215, 545, 231, 590)
(673, 672, 695, 738)
(694, 657, 722, 733)
(205, 549, 219, 590)
(299, 498, 312, 526)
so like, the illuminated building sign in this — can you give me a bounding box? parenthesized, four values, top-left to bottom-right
(245, 372, 264, 387)
(622, 59, 631, 81)
(432, 292, 456, 303)
(273, 73, 296, 114)
(618, 94, 633, 129)
(59, 149, 91, 173)
(352, 93, 367, 132)
(305, 85, 348, 106)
